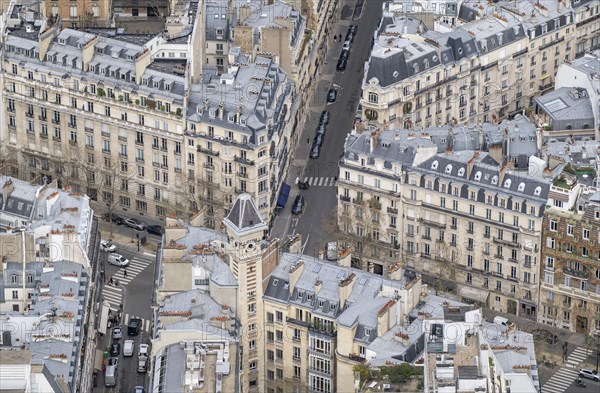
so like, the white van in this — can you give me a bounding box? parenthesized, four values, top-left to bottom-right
(123, 340, 134, 357)
(493, 316, 509, 327)
(105, 365, 117, 387)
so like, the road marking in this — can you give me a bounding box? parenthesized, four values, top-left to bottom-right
(144, 319, 151, 332)
(143, 252, 155, 257)
(319, 177, 325, 186)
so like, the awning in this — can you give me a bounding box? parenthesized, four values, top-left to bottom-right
(98, 303, 111, 335)
(539, 74, 552, 81)
(276, 183, 291, 208)
(458, 286, 489, 303)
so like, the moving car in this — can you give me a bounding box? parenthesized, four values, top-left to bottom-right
(320, 111, 330, 125)
(291, 195, 305, 215)
(100, 240, 117, 253)
(336, 58, 347, 71)
(327, 88, 337, 103)
(123, 340, 134, 357)
(125, 218, 146, 231)
(309, 143, 321, 159)
(138, 344, 149, 373)
(147, 225, 164, 236)
(112, 327, 122, 340)
(138, 344, 149, 358)
(579, 368, 600, 381)
(128, 318, 142, 336)
(110, 343, 121, 356)
(108, 254, 130, 267)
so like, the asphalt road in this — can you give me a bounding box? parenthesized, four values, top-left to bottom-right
(272, 0, 385, 255)
(560, 377, 600, 393)
(94, 237, 157, 393)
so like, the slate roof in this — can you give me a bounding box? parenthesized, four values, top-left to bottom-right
(264, 252, 411, 327)
(223, 193, 267, 233)
(535, 87, 595, 123)
(0, 178, 38, 220)
(412, 151, 551, 216)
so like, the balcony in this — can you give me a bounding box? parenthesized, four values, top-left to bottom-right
(339, 195, 351, 202)
(512, 48, 528, 58)
(419, 218, 446, 229)
(493, 237, 519, 248)
(197, 146, 220, 157)
(234, 155, 255, 166)
(352, 198, 364, 205)
(203, 163, 214, 169)
(237, 172, 248, 178)
(563, 267, 590, 279)
(38, 115, 47, 121)
(52, 118, 60, 125)
(387, 207, 398, 214)
(495, 254, 504, 260)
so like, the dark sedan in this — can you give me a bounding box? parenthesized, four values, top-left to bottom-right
(313, 134, 324, 147)
(327, 88, 337, 103)
(336, 58, 347, 71)
(110, 343, 121, 356)
(291, 195, 305, 215)
(309, 143, 321, 159)
(104, 213, 125, 225)
(316, 124, 326, 135)
(147, 225, 164, 236)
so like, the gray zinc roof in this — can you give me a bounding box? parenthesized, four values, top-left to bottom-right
(535, 87, 595, 123)
(223, 193, 267, 233)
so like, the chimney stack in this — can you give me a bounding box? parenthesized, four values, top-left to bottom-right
(288, 259, 304, 293)
(2, 179, 14, 206)
(370, 130, 379, 154)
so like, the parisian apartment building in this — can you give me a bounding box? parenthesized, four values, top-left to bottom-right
(358, 0, 600, 130)
(337, 118, 554, 320)
(537, 138, 600, 336)
(0, 3, 302, 227)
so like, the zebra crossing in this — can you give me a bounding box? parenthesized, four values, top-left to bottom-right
(542, 346, 588, 393)
(102, 254, 153, 309)
(300, 177, 338, 187)
(123, 313, 152, 333)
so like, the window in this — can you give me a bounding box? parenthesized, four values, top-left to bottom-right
(583, 228, 590, 240)
(550, 219, 558, 231)
(368, 92, 378, 103)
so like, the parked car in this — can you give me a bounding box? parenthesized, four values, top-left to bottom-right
(108, 357, 119, 367)
(579, 368, 600, 381)
(125, 218, 145, 231)
(345, 31, 354, 43)
(342, 40, 351, 51)
(108, 254, 130, 267)
(110, 343, 121, 356)
(320, 111, 330, 125)
(100, 240, 117, 253)
(138, 344, 149, 373)
(112, 327, 122, 340)
(123, 340, 134, 357)
(128, 318, 142, 336)
(327, 88, 337, 103)
(291, 195, 305, 215)
(313, 133, 324, 147)
(349, 25, 358, 34)
(138, 344, 149, 358)
(147, 225, 164, 236)
(134, 387, 145, 393)
(104, 213, 125, 225)
(316, 124, 327, 135)
(309, 143, 321, 159)
(340, 49, 350, 60)
(336, 58, 347, 71)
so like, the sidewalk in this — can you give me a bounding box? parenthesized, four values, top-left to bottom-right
(98, 221, 159, 253)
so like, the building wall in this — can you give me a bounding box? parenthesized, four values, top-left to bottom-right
(337, 161, 544, 319)
(43, 0, 112, 28)
(539, 199, 600, 335)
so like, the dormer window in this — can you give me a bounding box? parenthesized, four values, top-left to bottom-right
(497, 34, 503, 45)
(307, 293, 313, 301)
(445, 164, 452, 174)
(58, 38, 66, 45)
(413, 63, 420, 73)
(95, 47, 103, 54)
(534, 186, 542, 196)
(228, 113, 235, 122)
(504, 179, 511, 189)
(216, 29, 224, 36)
(457, 168, 465, 177)
(431, 161, 439, 170)
(154, 81, 160, 88)
(365, 328, 372, 337)
(518, 182, 525, 192)
(424, 59, 430, 69)
(298, 291, 304, 299)
(474, 171, 482, 181)
(165, 83, 171, 91)
(491, 175, 498, 185)
(273, 279, 278, 286)
(330, 304, 336, 310)
(319, 300, 324, 308)
(208, 110, 215, 118)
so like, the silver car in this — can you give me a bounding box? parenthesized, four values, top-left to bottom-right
(108, 254, 130, 267)
(579, 368, 600, 381)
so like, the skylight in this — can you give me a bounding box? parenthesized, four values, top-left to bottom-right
(544, 99, 567, 113)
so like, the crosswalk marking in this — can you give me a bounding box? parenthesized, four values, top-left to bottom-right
(543, 346, 588, 393)
(102, 256, 151, 309)
(123, 313, 152, 333)
(302, 177, 337, 187)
